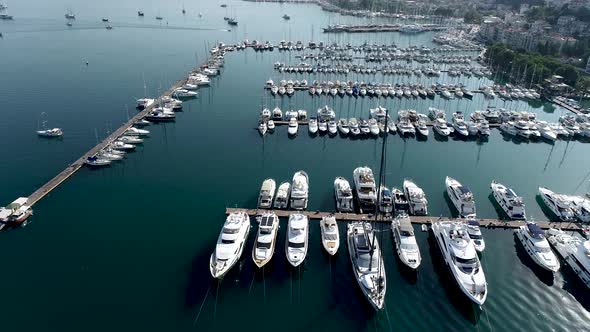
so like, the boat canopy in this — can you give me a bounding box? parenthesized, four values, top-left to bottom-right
(527, 223, 544, 237)
(467, 220, 480, 227)
(458, 186, 471, 194)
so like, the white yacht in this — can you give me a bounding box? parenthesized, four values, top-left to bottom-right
(491, 181, 526, 220)
(209, 211, 251, 278)
(452, 113, 469, 137)
(563, 195, 590, 223)
(317, 105, 335, 121)
(318, 119, 328, 133)
(110, 141, 135, 151)
(320, 215, 340, 255)
(273, 182, 290, 209)
(465, 220, 485, 252)
(290, 171, 309, 210)
(378, 186, 393, 214)
(353, 167, 377, 213)
(391, 214, 421, 269)
(125, 127, 150, 136)
(308, 117, 318, 134)
(334, 177, 354, 212)
(415, 120, 429, 137)
(172, 88, 198, 98)
(257, 179, 276, 209)
(432, 221, 487, 305)
(433, 118, 451, 136)
(287, 117, 299, 136)
(136, 98, 155, 109)
(117, 136, 143, 144)
(446, 177, 476, 218)
(338, 118, 350, 135)
(368, 119, 380, 136)
(252, 213, 280, 268)
(328, 120, 338, 136)
(98, 149, 123, 161)
(347, 222, 386, 310)
(397, 120, 416, 136)
(515, 222, 560, 272)
(547, 229, 590, 288)
(286, 213, 309, 267)
(267, 120, 275, 131)
(538, 187, 575, 221)
(349, 118, 360, 136)
(37, 128, 63, 137)
(403, 180, 428, 215)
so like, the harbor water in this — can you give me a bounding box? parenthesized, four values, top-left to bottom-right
(0, 1, 589, 331)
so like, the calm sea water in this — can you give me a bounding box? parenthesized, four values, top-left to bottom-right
(0, 1, 589, 331)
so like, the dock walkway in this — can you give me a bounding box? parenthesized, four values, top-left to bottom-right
(225, 207, 582, 231)
(26, 78, 186, 206)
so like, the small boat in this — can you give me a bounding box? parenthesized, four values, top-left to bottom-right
(320, 215, 340, 255)
(318, 119, 328, 133)
(117, 135, 143, 144)
(491, 181, 526, 220)
(334, 177, 354, 212)
(227, 18, 238, 26)
(155, 16, 163, 20)
(515, 222, 560, 272)
(446, 177, 476, 218)
(338, 118, 350, 135)
(267, 119, 275, 131)
(286, 213, 309, 267)
(98, 150, 123, 161)
(538, 187, 575, 222)
(136, 98, 155, 109)
(547, 229, 590, 288)
(368, 119, 380, 136)
(125, 127, 150, 136)
(465, 220, 485, 252)
(210, 211, 251, 278)
(347, 222, 386, 310)
(102, 18, 109, 22)
(328, 120, 338, 136)
(290, 171, 309, 210)
(391, 214, 421, 269)
(252, 213, 280, 268)
(258, 179, 276, 209)
(137, 11, 144, 16)
(392, 188, 409, 215)
(308, 117, 318, 134)
(421, 225, 428, 232)
(110, 141, 135, 151)
(273, 182, 291, 209)
(403, 180, 428, 215)
(287, 117, 299, 136)
(415, 120, 429, 137)
(359, 119, 371, 135)
(172, 89, 198, 98)
(258, 120, 267, 136)
(85, 156, 111, 167)
(282, 14, 291, 20)
(432, 221, 487, 305)
(452, 113, 469, 137)
(433, 118, 451, 136)
(349, 118, 360, 136)
(379, 186, 393, 214)
(37, 128, 63, 137)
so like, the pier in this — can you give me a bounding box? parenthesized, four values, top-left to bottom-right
(225, 208, 583, 231)
(26, 79, 186, 206)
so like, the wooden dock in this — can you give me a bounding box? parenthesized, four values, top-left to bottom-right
(225, 208, 583, 231)
(26, 78, 187, 206)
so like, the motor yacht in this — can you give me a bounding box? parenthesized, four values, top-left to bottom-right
(391, 214, 421, 269)
(117, 135, 143, 144)
(432, 221, 487, 305)
(452, 112, 469, 137)
(563, 195, 590, 223)
(379, 186, 393, 214)
(136, 98, 155, 109)
(98, 150, 123, 161)
(288, 117, 299, 136)
(308, 117, 318, 134)
(321, 215, 340, 256)
(286, 213, 309, 267)
(353, 167, 377, 213)
(446, 177, 476, 218)
(538, 187, 575, 221)
(252, 213, 280, 268)
(433, 118, 451, 136)
(392, 188, 409, 214)
(317, 105, 335, 121)
(547, 229, 590, 288)
(210, 211, 251, 278)
(514, 120, 531, 138)
(145, 109, 175, 122)
(334, 177, 354, 212)
(272, 107, 283, 120)
(328, 120, 338, 136)
(491, 181, 526, 220)
(258, 120, 267, 136)
(368, 119, 380, 136)
(257, 179, 276, 209)
(465, 220, 485, 252)
(0, 197, 33, 226)
(318, 119, 328, 133)
(125, 127, 150, 136)
(415, 120, 429, 137)
(347, 222, 386, 310)
(290, 171, 309, 210)
(349, 118, 360, 136)
(110, 141, 135, 151)
(172, 89, 198, 98)
(338, 118, 350, 135)
(515, 222, 560, 272)
(359, 119, 371, 135)
(537, 121, 557, 141)
(403, 180, 428, 215)
(397, 119, 415, 136)
(274, 182, 290, 209)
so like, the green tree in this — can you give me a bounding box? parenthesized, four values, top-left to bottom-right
(555, 65, 580, 86)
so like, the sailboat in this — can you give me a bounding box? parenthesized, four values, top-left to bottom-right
(347, 108, 390, 310)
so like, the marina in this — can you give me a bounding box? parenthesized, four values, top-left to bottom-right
(1, 1, 590, 332)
